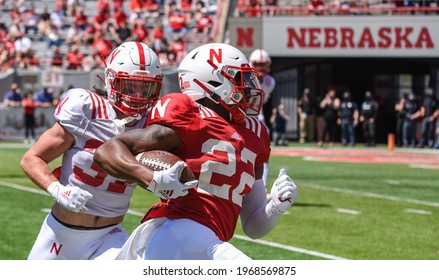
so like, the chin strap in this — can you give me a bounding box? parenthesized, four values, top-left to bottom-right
(112, 115, 142, 135)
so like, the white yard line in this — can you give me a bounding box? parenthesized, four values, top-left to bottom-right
(404, 208, 432, 215)
(305, 183, 439, 208)
(337, 208, 361, 215)
(232, 235, 348, 260)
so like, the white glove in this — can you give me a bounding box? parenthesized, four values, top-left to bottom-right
(269, 169, 297, 213)
(148, 161, 198, 200)
(47, 181, 93, 213)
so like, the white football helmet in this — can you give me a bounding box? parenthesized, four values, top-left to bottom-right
(249, 49, 271, 78)
(105, 41, 163, 117)
(178, 43, 263, 124)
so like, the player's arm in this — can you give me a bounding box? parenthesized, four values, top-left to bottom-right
(20, 122, 74, 190)
(240, 165, 297, 239)
(20, 122, 93, 212)
(94, 124, 183, 188)
(94, 123, 197, 200)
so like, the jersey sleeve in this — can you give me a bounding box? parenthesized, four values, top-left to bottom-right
(54, 89, 114, 147)
(54, 89, 89, 136)
(243, 117, 271, 169)
(147, 93, 200, 142)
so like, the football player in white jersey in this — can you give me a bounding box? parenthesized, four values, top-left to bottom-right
(20, 41, 166, 259)
(249, 49, 276, 187)
(94, 43, 297, 260)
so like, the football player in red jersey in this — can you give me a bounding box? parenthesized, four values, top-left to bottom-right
(20, 41, 176, 259)
(94, 43, 298, 260)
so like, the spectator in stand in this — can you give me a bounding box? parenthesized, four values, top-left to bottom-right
(92, 30, 114, 60)
(19, 49, 40, 70)
(168, 10, 188, 34)
(35, 87, 55, 107)
(109, 21, 132, 45)
(3, 83, 23, 107)
(193, 0, 206, 20)
(45, 24, 63, 48)
(55, 0, 67, 14)
(9, 5, 21, 22)
(74, 7, 89, 31)
(265, 0, 278, 17)
(65, 22, 84, 46)
(50, 5, 66, 31)
(308, 0, 326, 15)
(132, 19, 149, 42)
(153, 37, 171, 65)
(0, 21, 8, 39)
(130, 0, 145, 13)
(66, 44, 84, 70)
(14, 32, 33, 68)
(97, 0, 111, 13)
(114, 7, 129, 28)
(0, 38, 15, 71)
(180, 0, 193, 22)
(168, 36, 185, 63)
(23, 5, 40, 36)
(82, 48, 103, 71)
(165, 0, 178, 19)
(37, 6, 51, 39)
(152, 23, 165, 42)
(84, 22, 99, 46)
(51, 47, 65, 70)
(94, 8, 110, 30)
(67, 0, 83, 17)
(113, 0, 125, 13)
(246, 0, 263, 17)
(194, 8, 213, 34)
(145, 0, 161, 21)
(14, 32, 32, 56)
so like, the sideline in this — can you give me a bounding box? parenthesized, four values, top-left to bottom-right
(0, 180, 346, 260)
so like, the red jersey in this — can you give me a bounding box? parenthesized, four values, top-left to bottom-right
(22, 97, 35, 115)
(144, 93, 271, 241)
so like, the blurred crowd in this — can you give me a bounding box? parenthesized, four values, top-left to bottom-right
(0, 0, 215, 72)
(297, 87, 439, 149)
(235, 0, 439, 17)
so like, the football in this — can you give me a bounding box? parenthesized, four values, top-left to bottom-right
(135, 150, 195, 183)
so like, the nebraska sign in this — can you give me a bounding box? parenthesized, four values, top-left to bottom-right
(257, 16, 439, 57)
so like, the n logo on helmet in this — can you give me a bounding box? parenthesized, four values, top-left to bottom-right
(209, 48, 222, 64)
(108, 49, 121, 64)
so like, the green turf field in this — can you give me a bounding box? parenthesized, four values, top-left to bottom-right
(1, 142, 438, 260)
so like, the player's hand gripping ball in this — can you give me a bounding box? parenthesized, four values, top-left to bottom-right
(135, 150, 197, 199)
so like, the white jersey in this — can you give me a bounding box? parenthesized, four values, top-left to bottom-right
(54, 88, 147, 217)
(258, 74, 276, 124)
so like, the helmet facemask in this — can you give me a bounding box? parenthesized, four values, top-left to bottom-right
(106, 70, 162, 117)
(194, 60, 263, 124)
(103, 41, 163, 118)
